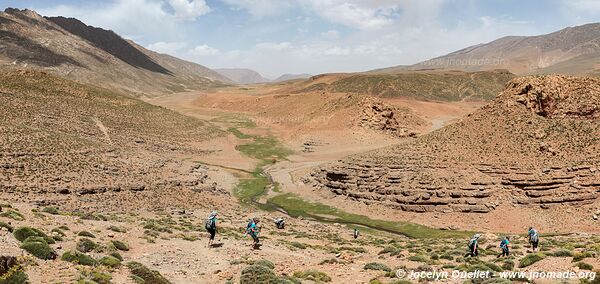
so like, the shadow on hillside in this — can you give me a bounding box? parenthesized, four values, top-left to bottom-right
(47, 16, 173, 76)
(0, 30, 83, 67)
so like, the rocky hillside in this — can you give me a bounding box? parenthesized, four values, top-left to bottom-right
(380, 23, 600, 75)
(311, 75, 600, 214)
(0, 70, 226, 212)
(0, 8, 231, 96)
(290, 70, 515, 101)
(215, 68, 270, 84)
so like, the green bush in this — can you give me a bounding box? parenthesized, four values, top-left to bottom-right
(99, 256, 122, 268)
(0, 210, 24, 221)
(576, 262, 594, 270)
(110, 252, 123, 261)
(293, 270, 331, 282)
(111, 240, 130, 251)
(552, 250, 574, 257)
(51, 228, 66, 237)
(76, 238, 98, 253)
(126, 261, 171, 284)
(519, 253, 546, 268)
(501, 260, 514, 271)
(251, 259, 275, 269)
(0, 222, 13, 232)
(62, 251, 97, 266)
(20, 238, 55, 260)
(13, 227, 53, 243)
(240, 265, 280, 284)
(407, 255, 428, 263)
(573, 251, 595, 262)
(107, 225, 127, 233)
(78, 231, 96, 238)
(0, 265, 28, 284)
(363, 262, 391, 272)
(42, 206, 59, 215)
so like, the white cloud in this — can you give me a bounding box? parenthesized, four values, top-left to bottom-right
(168, 0, 211, 20)
(189, 44, 221, 56)
(147, 41, 188, 54)
(255, 41, 293, 51)
(306, 0, 400, 30)
(221, 0, 293, 17)
(321, 29, 340, 39)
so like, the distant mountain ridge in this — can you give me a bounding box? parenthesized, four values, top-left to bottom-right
(378, 23, 600, 75)
(215, 68, 270, 84)
(0, 8, 232, 96)
(273, 73, 312, 82)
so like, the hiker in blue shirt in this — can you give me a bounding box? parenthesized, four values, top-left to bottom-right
(205, 211, 218, 248)
(497, 236, 510, 258)
(245, 218, 261, 248)
(528, 227, 539, 252)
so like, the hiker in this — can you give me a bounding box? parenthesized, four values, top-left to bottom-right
(245, 218, 261, 248)
(528, 227, 539, 252)
(205, 211, 218, 247)
(497, 236, 510, 258)
(353, 228, 359, 239)
(464, 234, 481, 257)
(274, 217, 285, 229)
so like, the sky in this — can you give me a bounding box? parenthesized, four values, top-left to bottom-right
(3, 0, 600, 78)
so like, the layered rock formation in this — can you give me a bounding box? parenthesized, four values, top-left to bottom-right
(311, 75, 600, 213)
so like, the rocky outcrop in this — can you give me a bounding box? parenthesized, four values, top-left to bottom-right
(357, 97, 424, 138)
(311, 75, 600, 213)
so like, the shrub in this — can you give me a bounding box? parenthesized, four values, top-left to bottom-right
(78, 231, 96, 238)
(20, 238, 55, 260)
(552, 250, 573, 257)
(62, 251, 97, 266)
(51, 228, 66, 237)
(110, 252, 123, 261)
(107, 225, 127, 233)
(573, 251, 595, 262)
(240, 265, 280, 284)
(13, 227, 53, 243)
(363, 262, 391, 272)
(576, 262, 594, 271)
(407, 255, 428, 263)
(0, 210, 24, 221)
(519, 253, 546, 268)
(251, 259, 274, 269)
(76, 238, 98, 253)
(0, 222, 13, 232)
(99, 256, 121, 268)
(126, 261, 171, 284)
(293, 270, 331, 282)
(0, 265, 28, 284)
(501, 260, 514, 271)
(42, 206, 59, 215)
(111, 240, 129, 251)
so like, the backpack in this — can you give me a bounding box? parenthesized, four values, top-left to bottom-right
(205, 217, 216, 230)
(529, 230, 538, 242)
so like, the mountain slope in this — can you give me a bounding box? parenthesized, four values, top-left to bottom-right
(215, 68, 270, 84)
(0, 8, 231, 96)
(380, 23, 600, 75)
(273, 73, 312, 82)
(284, 70, 515, 101)
(311, 75, 600, 220)
(0, 70, 226, 211)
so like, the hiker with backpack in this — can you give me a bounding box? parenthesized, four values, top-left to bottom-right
(464, 234, 481, 257)
(205, 211, 218, 247)
(274, 217, 285, 229)
(528, 227, 539, 252)
(353, 228, 359, 239)
(497, 236, 510, 258)
(245, 218, 261, 248)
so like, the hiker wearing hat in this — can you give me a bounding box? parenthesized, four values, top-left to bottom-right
(245, 218, 261, 248)
(205, 211, 218, 247)
(465, 234, 481, 257)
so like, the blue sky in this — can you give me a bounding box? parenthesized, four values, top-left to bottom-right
(3, 0, 600, 78)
